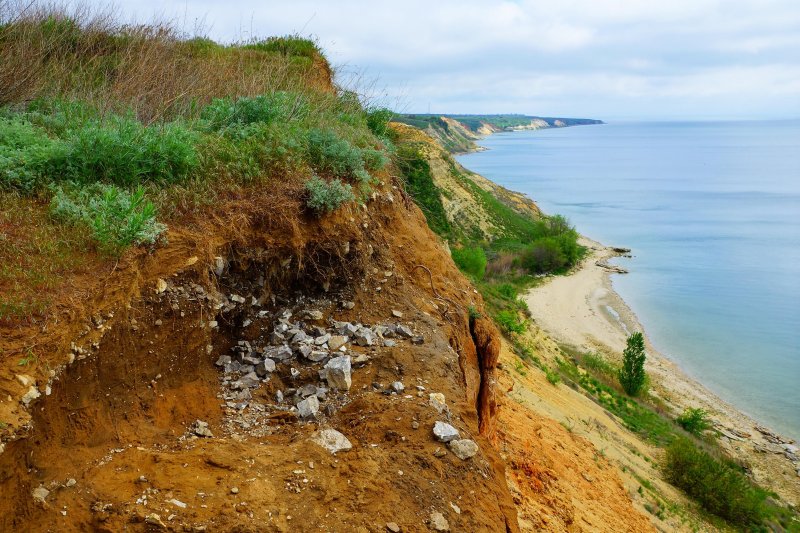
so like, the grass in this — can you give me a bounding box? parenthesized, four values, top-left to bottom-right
(0, 4, 397, 320)
(551, 343, 799, 530)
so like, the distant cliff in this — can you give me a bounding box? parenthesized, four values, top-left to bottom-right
(392, 113, 603, 153)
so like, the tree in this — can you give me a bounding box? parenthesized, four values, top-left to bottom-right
(618, 332, 646, 396)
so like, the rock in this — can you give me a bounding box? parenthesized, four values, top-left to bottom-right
(391, 381, 405, 393)
(145, 513, 166, 529)
(384, 339, 397, 348)
(16, 374, 35, 387)
(433, 447, 447, 458)
(304, 309, 324, 321)
(255, 358, 276, 377)
(275, 390, 284, 403)
(215, 355, 231, 367)
(192, 420, 214, 438)
(307, 350, 329, 363)
(265, 345, 293, 361)
(230, 487, 239, 494)
(21, 386, 40, 406)
(448, 439, 479, 460)
(155, 278, 167, 294)
(328, 335, 348, 351)
(65, 478, 77, 488)
(386, 522, 401, 532)
(292, 330, 309, 344)
(310, 428, 353, 454)
(213, 256, 225, 276)
(341, 301, 355, 310)
(169, 498, 187, 509)
(395, 324, 414, 338)
(154, 319, 163, 326)
(32, 486, 49, 503)
(429, 511, 449, 531)
(297, 396, 320, 418)
(314, 333, 331, 346)
(270, 331, 285, 344)
(432, 421, 459, 443)
(391, 310, 403, 318)
(429, 393, 447, 413)
(411, 421, 420, 430)
(232, 372, 260, 390)
(298, 345, 313, 359)
(324, 356, 352, 390)
(298, 384, 318, 398)
(353, 327, 374, 346)
(411, 335, 424, 345)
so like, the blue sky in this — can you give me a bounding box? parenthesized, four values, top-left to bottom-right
(98, 1, 799, 120)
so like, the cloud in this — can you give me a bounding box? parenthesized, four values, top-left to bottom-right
(88, 0, 800, 119)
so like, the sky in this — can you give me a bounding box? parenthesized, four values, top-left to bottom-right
(99, 1, 800, 120)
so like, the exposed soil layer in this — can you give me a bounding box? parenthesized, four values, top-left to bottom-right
(0, 184, 518, 531)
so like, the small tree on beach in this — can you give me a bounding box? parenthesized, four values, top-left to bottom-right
(618, 332, 646, 396)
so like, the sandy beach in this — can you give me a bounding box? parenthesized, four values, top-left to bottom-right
(523, 236, 800, 506)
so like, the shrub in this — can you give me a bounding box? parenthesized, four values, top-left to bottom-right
(452, 246, 487, 279)
(50, 184, 166, 256)
(619, 332, 647, 396)
(676, 407, 710, 436)
(243, 35, 321, 59)
(664, 438, 767, 526)
(0, 116, 61, 190)
(520, 238, 567, 273)
(305, 128, 365, 179)
(545, 367, 561, 385)
(495, 309, 526, 335)
(50, 118, 199, 186)
(396, 143, 450, 236)
(304, 175, 355, 213)
(366, 108, 394, 138)
(200, 92, 307, 133)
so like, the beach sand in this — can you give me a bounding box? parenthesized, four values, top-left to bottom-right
(523, 236, 800, 506)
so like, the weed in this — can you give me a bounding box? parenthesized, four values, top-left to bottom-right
(545, 366, 561, 385)
(676, 408, 711, 436)
(304, 175, 355, 213)
(495, 309, 527, 335)
(451, 246, 487, 280)
(51, 184, 166, 256)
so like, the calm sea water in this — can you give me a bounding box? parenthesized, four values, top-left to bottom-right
(457, 121, 800, 440)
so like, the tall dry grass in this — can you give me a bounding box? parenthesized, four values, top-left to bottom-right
(0, 0, 333, 122)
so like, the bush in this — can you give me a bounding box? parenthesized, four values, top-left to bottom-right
(520, 238, 567, 273)
(305, 128, 366, 180)
(664, 438, 767, 526)
(676, 407, 710, 436)
(619, 332, 647, 396)
(200, 92, 307, 133)
(50, 184, 166, 256)
(495, 309, 526, 335)
(305, 175, 355, 213)
(243, 35, 321, 59)
(396, 143, 450, 236)
(0, 116, 61, 190)
(452, 246, 487, 279)
(366, 108, 394, 138)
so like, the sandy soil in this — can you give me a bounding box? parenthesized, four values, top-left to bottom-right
(523, 237, 800, 507)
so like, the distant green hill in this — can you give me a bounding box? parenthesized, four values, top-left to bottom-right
(391, 113, 603, 153)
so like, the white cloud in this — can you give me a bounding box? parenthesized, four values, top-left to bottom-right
(86, 0, 800, 119)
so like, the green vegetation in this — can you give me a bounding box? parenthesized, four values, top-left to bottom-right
(50, 184, 166, 257)
(304, 175, 355, 213)
(665, 438, 768, 527)
(0, 6, 394, 321)
(395, 143, 451, 235)
(451, 246, 487, 279)
(619, 332, 647, 396)
(551, 345, 798, 530)
(676, 407, 711, 436)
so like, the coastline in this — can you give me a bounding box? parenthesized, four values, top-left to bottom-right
(522, 236, 800, 504)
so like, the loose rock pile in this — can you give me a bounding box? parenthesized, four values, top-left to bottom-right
(209, 298, 425, 436)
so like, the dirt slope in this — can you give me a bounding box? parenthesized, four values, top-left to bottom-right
(0, 180, 521, 532)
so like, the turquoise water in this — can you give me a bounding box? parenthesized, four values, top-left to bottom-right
(457, 121, 800, 440)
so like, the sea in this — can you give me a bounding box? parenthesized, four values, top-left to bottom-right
(457, 120, 800, 441)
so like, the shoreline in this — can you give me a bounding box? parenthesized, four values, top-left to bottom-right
(523, 236, 800, 504)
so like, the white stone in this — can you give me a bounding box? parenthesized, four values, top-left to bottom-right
(155, 278, 167, 294)
(21, 386, 40, 406)
(324, 356, 352, 390)
(429, 393, 447, 413)
(310, 428, 353, 454)
(297, 396, 320, 418)
(448, 439, 479, 460)
(432, 421, 460, 443)
(32, 486, 49, 503)
(430, 511, 449, 531)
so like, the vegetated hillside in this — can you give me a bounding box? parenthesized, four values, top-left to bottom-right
(392, 114, 603, 153)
